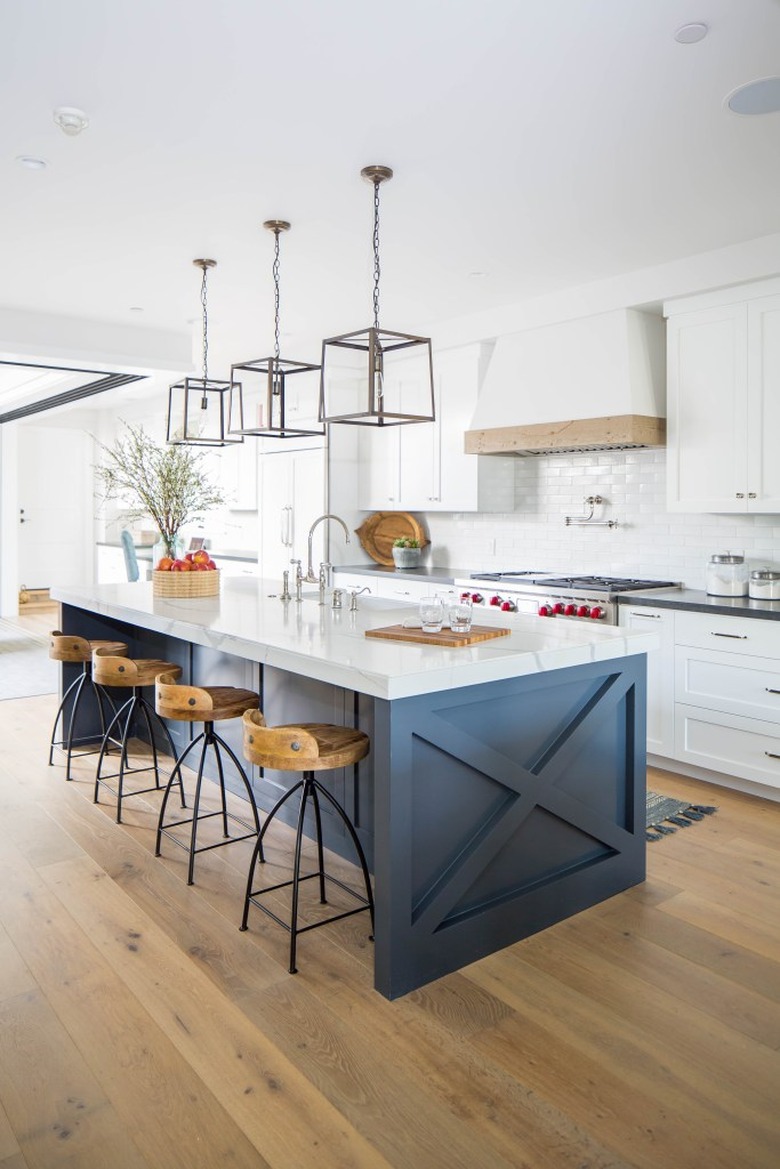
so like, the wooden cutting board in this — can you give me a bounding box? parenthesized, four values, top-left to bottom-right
(365, 624, 511, 647)
(355, 511, 429, 566)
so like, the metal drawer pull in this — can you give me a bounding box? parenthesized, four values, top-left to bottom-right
(629, 612, 660, 619)
(711, 632, 748, 639)
(765, 751, 780, 761)
(766, 688, 780, 695)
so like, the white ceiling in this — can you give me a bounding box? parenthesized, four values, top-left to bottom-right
(2, 0, 780, 418)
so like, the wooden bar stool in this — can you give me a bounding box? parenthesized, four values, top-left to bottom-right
(155, 674, 262, 885)
(239, 709, 374, 974)
(48, 631, 128, 780)
(92, 649, 183, 823)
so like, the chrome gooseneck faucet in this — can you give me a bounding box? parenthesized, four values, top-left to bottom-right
(305, 514, 350, 582)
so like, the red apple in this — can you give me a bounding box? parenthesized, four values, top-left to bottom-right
(156, 556, 174, 572)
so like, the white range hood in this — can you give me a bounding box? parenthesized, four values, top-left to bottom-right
(464, 308, 666, 455)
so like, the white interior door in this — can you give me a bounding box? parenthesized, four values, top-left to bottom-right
(17, 425, 93, 590)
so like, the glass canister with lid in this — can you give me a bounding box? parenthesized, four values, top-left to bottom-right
(706, 552, 748, 597)
(749, 567, 780, 601)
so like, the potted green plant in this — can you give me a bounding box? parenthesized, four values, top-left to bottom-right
(392, 537, 422, 569)
(95, 422, 224, 564)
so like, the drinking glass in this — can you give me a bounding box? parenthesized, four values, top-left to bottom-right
(448, 595, 473, 633)
(419, 595, 445, 633)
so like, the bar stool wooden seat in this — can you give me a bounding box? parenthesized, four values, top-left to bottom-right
(92, 650, 183, 823)
(48, 631, 128, 780)
(155, 674, 262, 886)
(239, 709, 374, 974)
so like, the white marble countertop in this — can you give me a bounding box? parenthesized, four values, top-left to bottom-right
(51, 577, 659, 701)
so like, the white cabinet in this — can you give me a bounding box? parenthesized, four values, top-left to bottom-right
(673, 611, 780, 790)
(618, 604, 675, 757)
(665, 281, 780, 513)
(358, 344, 514, 513)
(332, 569, 450, 605)
(259, 447, 326, 580)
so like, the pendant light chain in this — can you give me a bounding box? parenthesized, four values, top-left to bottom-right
(372, 177, 381, 330)
(272, 226, 282, 363)
(200, 263, 209, 382)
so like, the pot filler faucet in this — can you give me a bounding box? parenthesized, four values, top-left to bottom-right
(305, 513, 350, 583)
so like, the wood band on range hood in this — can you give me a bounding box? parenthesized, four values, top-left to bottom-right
(464, 414, 666, 456)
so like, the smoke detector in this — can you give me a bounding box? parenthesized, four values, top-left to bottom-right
(53, 106, 89, 137)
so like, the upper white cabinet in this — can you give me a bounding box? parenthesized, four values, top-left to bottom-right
(358, 343, 514, 513)
(665, 280, 780, 513)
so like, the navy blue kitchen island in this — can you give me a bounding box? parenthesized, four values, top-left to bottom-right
(52, 578, 655, 999)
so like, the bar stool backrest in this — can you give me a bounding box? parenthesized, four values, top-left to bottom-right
(49, 630, 92, 662)
(92, 650, 141, 686)
(242, 709, 322, 769)
(156, 673, 215, 720)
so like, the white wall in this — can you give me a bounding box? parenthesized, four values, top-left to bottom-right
(423, 448, 780, 590)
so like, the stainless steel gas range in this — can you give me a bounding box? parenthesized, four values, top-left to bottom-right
(452, 571, 680, 626)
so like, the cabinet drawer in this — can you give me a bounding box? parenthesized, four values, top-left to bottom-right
(675, 646, 780, 724)
(675, 610, 780, 656)
(675, 703, 780, 789)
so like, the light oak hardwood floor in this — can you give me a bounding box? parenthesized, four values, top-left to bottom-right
(0, 690, 777, 1169)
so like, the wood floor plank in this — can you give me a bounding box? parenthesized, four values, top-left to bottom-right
(545, 909, 780, 1049)
(0, 990, 150, 1169)
(0, 1098, 22, 1164)
(0, 925, 37, 1003)
(36, 853, 393, 1169)
(659, 890, 780, 960)
(0, 844, 274, 1169)
(236, 940, 635, 1169)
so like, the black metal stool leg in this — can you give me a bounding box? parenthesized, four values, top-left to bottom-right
(309, 781, 328, 905)
(186, 735, 210, 885)
(288, 776, 313, 974)
(311, 778, 375, 936)
(239, 780, 305, 930)
(156, 734, 203, 857)
(49, 667, 87, 778)
(94, 695, 133, 804)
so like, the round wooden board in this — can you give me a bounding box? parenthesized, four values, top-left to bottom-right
(355, 511, 429, 566)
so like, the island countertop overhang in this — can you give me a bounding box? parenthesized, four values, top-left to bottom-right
(50, 577, 658, 701)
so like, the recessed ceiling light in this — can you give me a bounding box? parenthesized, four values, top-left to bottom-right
(674, 22, 708, 44)
(53, 106, 89, 136)
(726, 76, 780, 116)
(15, 155, 48, 170)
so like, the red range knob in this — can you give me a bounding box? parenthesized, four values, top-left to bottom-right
(489, 595, 502, 607)
(500, 599, 516, 612)
(471, 593, 484, 604)
(577, 604, 590, 618)
(563, 603, 577, 616)
(538, 604, 553, 617)
(589, 606, 605, 620)
(552, 602, 565, 615)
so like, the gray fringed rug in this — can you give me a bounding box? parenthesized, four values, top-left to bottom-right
(646, 790, 717, 842)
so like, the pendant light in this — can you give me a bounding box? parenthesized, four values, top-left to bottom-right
(229, 221, 324, 439)
(319, 165, 435, 427)
(167, 259, 244, 446)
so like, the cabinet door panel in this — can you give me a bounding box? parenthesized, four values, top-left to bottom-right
(675, 703, 780, 788)
(748, 296, 780, 510)
(666, 306, 748, 512)
(676, 646, 780, 723)
(619, 606, 674, 756)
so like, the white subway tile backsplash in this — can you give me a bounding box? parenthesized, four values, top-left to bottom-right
(423, 448, 780, 588)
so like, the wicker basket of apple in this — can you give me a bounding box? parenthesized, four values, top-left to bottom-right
(153, 549, 220, 597)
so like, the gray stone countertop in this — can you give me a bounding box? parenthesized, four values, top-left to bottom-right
(617, 587, 780, 621)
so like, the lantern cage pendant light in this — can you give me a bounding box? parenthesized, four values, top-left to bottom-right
(318, 165, 435, 427)
(228, 221, 324, 440)
(167, 259, 244, 446)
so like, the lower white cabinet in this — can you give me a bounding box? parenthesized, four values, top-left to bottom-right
(673, 610, 780, 790)
(332, 570, 449, 604)
(618, 605, 675, 757)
